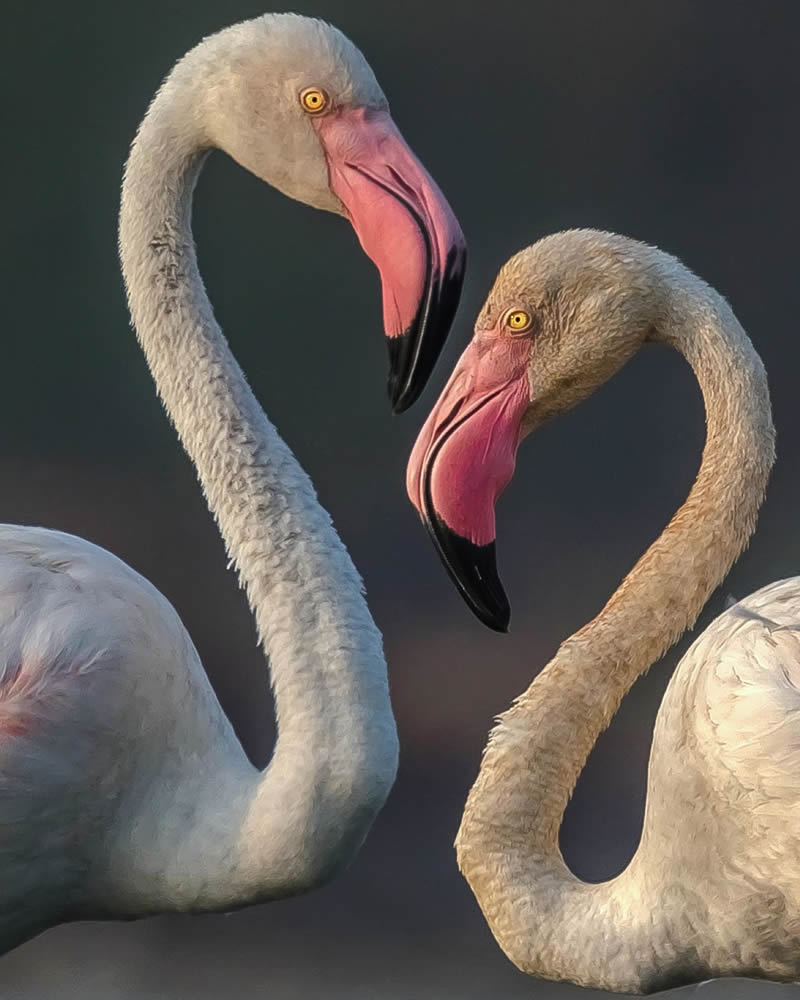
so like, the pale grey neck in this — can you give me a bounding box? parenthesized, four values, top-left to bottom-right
(117, 87, 396, 908)
(455, 275, 774, 991)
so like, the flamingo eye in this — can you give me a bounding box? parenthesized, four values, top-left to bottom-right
(504, 309, 533, 334)
(300, 87, 330, 114)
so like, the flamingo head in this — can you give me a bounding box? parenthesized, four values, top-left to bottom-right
(407, 230, 658, 630)
(184, 13, 466, 412)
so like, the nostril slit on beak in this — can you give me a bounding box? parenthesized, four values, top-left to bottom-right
(386, 164, 417, 200)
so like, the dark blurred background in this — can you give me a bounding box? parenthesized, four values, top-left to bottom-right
(2, 1, 799, 996)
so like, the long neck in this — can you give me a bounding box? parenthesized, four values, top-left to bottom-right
(118, 82, 397, 908)
(455, 275, 774, 991)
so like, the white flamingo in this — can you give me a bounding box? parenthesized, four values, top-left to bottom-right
(408, 229, 800, 993)
(0, 13, 465, 954)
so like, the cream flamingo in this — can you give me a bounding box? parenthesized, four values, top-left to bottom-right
(0, 13, 465, 954)
(407, 229, 800, 993)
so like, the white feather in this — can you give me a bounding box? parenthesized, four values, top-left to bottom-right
(455, 231, 798, 993)
(0, 13, 398, 954)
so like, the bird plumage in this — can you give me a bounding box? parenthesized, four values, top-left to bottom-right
(409, 230, 800, 992)
(0, 10, 471, 952)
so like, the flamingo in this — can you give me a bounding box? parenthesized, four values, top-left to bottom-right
(407, 229, 800, 993)
(0, 13, 465, 954)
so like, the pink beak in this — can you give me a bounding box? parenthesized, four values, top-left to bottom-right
(315, 108, 466, 412)
(406, 332, 532, 631)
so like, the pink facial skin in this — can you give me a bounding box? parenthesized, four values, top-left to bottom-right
(314, 108, 467, 412)
(407, 327, 532, 546)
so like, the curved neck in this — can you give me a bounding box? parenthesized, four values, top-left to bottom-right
(455, 275, 774, 991)
(118, 83, 397, 908)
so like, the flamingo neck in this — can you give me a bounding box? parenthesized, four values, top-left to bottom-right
(455, 269, 774, 992)
(116, 76, 397, 909)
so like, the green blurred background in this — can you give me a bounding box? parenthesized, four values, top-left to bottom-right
(2, 1, 799, 996)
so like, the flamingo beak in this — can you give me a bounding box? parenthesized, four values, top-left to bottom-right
(428, 518, 511, 633)
(316, 108, 466, 412)
(406, 335, 532, 631)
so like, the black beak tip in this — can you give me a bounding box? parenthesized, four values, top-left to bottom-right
(387, 376, 416, 414)
(386, 251, 466, 414)
(391, 394, 415, 415)
(427, 517, 511, 633)
(480, 601, 511, 634)
(470, 585, 511, 633)
(386, 330, 418, 413)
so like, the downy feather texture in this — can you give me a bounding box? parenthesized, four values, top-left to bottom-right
(454, 231, 800, 994)
(0, 13, 400, 954)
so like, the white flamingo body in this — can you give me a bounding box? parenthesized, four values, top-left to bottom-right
(0, 520, 391, 952)
(0, 12, 467, 953)
(632, 577, 800, 980)
(0, 526, 236, 944)
(407, 230, 800, 991)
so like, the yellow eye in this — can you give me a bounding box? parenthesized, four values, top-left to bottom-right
(300, 87, 329, 114)
(504, 309, 533, 334)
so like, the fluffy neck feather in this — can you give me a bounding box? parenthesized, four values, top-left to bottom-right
(116, 65, 397, 911)
(455, 267, 774, 992)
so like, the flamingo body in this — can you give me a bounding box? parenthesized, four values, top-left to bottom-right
(0, 12, 466, 952)
(408, 230, 800, 991)
(636, 577, 800, 987)
(0, 526, 239, 949)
